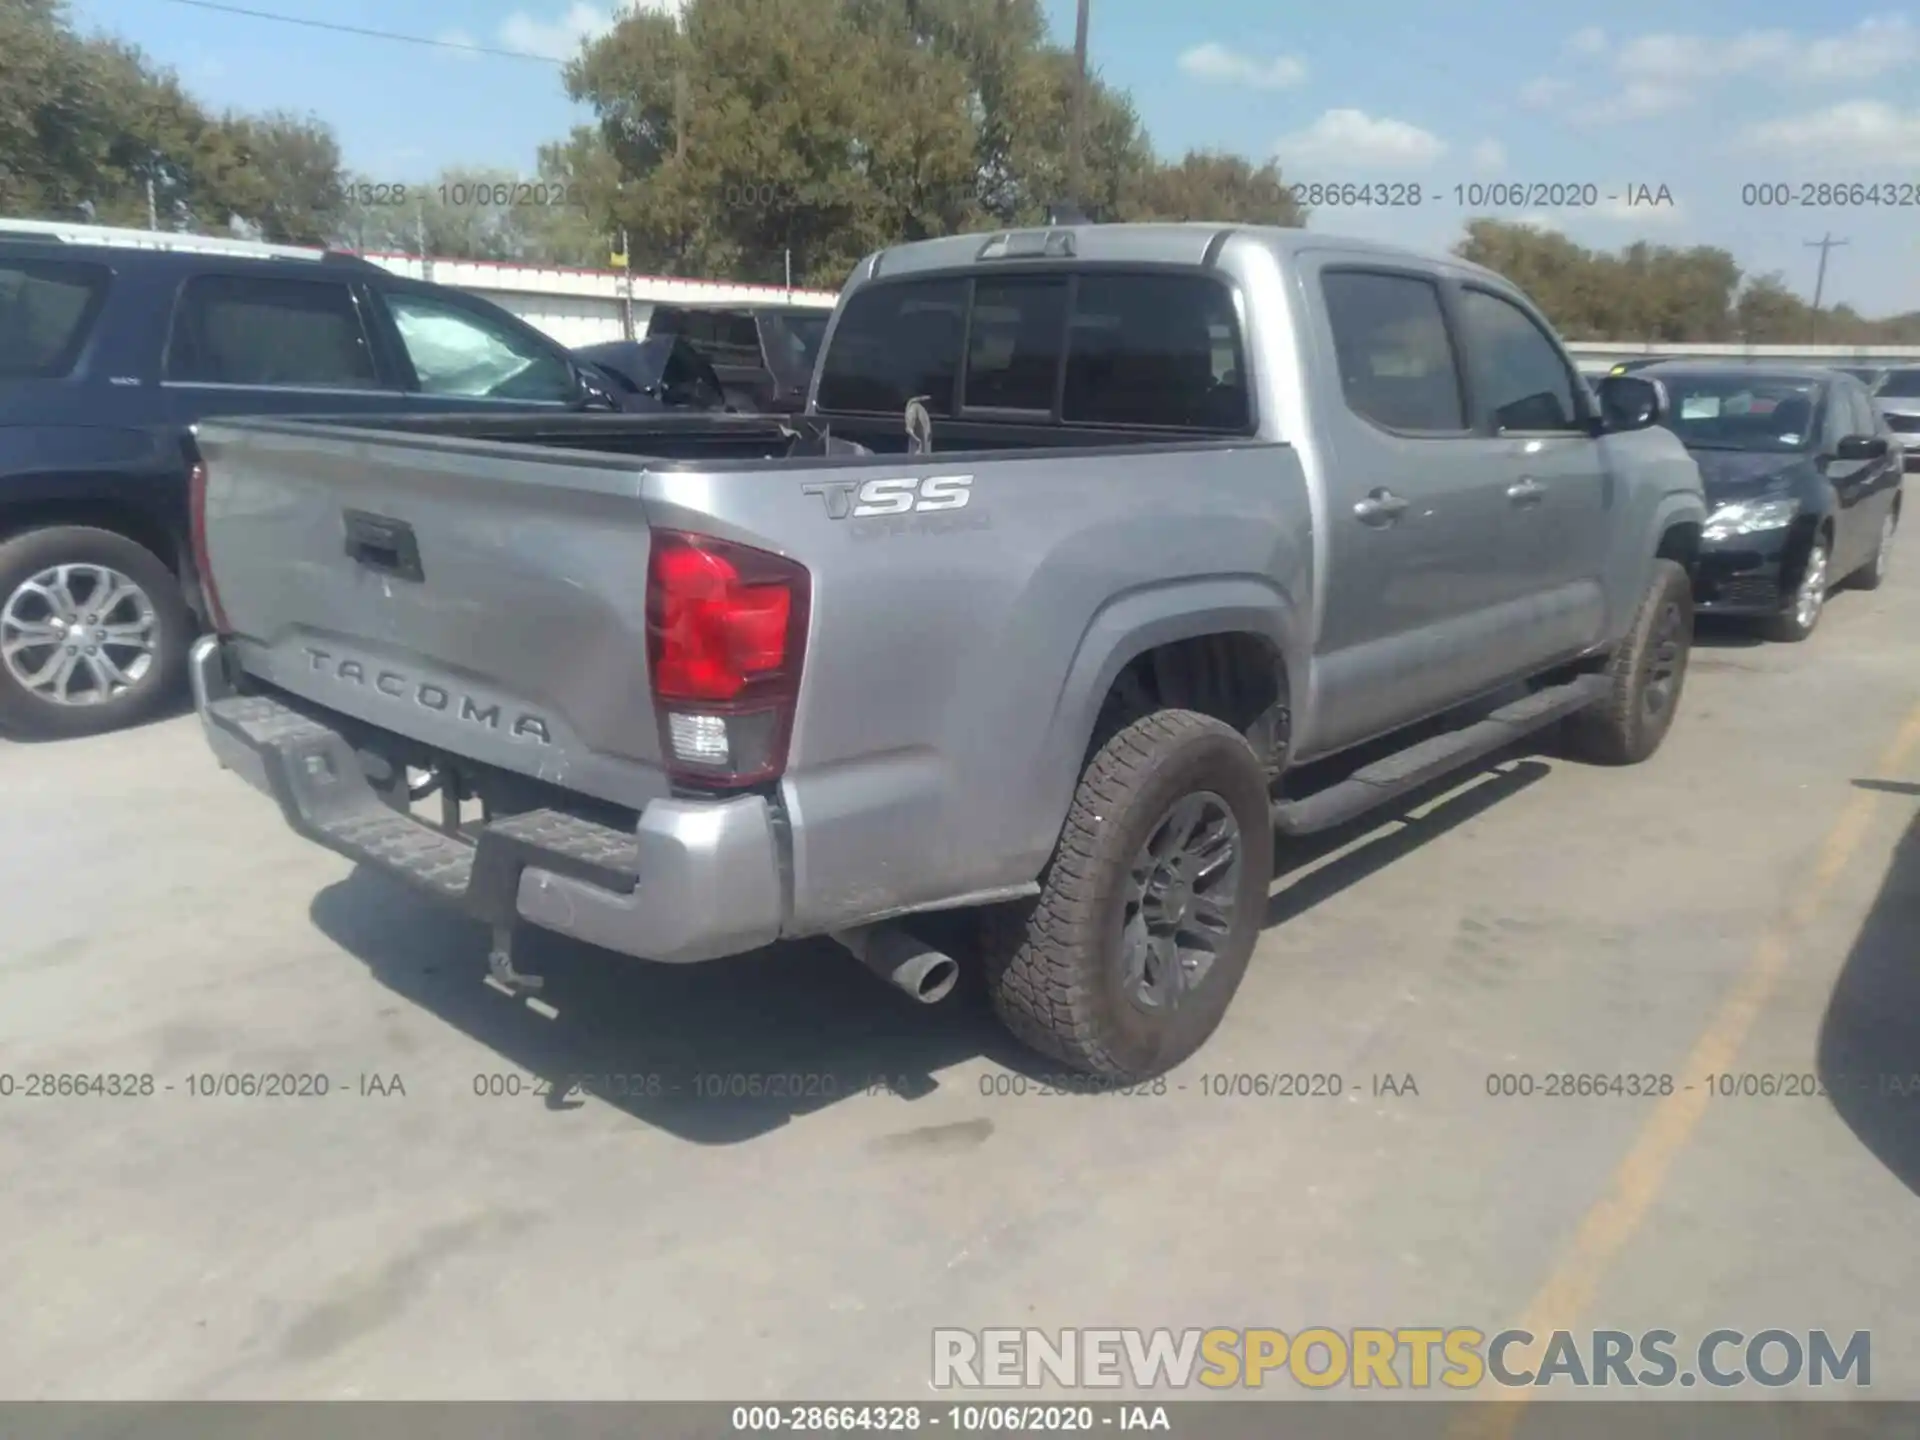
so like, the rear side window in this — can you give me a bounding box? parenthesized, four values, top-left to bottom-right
(0, 258, 110, 379)
(667, 309, 764, 368)
(816, 280, 968, 415)
(166, 274, 379, 388)
(1321, 270, 1465, 433)
(964, 277, 1067, 411)
(1063, 274, 1249, 430)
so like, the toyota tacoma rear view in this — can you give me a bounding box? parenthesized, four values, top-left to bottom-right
(186, 223, 1707, 1081)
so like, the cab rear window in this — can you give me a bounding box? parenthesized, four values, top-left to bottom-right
(0, 258, 110, 379)
(815, 270, 1250, 431)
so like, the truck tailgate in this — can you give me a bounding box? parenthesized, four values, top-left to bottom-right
(194, 420, 668, 808)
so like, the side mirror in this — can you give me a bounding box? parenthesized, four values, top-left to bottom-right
(1598, 374, 1668, 432)
(1835, 434, 1889, 461)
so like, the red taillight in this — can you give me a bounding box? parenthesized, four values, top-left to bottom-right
(646, 530, 809, 787)
(187, 460, 231, 634)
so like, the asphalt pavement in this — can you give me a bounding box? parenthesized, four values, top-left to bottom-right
(2, 562, 1918, 1403)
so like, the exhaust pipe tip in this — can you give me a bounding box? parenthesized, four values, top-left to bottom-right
(905, 955, 960, 1005)
(833, 925, 961, 1005)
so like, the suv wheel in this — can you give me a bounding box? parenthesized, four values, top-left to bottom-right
(0, 526, 192, 740)
(979, 710, 1272, 1081)
(1560, 558, 1693, 765)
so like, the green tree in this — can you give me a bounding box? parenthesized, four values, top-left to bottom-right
(0, 0, 347, 241)
(1117, 151, 1306, 225)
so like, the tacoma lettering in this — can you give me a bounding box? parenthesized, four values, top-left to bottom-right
(302, 647, 551, 744)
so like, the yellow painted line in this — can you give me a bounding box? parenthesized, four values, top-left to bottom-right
(1448, 700, 1920, 1440)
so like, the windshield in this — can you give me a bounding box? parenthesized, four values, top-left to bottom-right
(1657, 374, 1822, 453)
(1877, 368, 1920, 399)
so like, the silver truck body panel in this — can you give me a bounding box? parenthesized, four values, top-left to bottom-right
(193, 223, 1706, 958)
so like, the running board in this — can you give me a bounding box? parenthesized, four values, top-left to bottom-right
(1272, 673, 1610, 837)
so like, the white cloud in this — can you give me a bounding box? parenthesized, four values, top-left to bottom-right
(1565, 27, 1608, 57)
(1272, 109, 1447, 171)
(1743, 100, 1920, 166)
(1799, 15, 1920, 80)
(1572, 17, 1920, 125)
(1585, 193, 1685, 224)
(1177, 43, 1306, 89)
(497, 2, 645, 61)
(1572, 80, 1691, 124)
(1512, 211, 1561, 232)
(1470, 138, 1506, 172)
(1516, 77, 1571, 110)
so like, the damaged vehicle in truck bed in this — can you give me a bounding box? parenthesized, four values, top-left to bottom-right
(187, 223, 1706, 1081)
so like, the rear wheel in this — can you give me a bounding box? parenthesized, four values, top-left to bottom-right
(0, 526, 192, 739)
(1560, 558, 1692, 766)
(979, 709, 1272, 1082)
(1763, 531, 1830, 643)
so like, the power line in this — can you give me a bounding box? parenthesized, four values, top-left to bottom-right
(154, 0, 565, 64)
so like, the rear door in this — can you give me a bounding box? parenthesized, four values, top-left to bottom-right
(1452, 282, 1611, 665)
(1305, 261, 1511, 753)
(1831, 380, 1896, 573)
(160, 269, 407, 424)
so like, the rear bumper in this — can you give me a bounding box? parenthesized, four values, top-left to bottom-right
(190, 636, 785, 963)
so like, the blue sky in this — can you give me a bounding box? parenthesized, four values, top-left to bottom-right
(73, 0, 1920, 314)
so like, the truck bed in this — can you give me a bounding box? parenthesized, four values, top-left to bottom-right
(192, 407, 1301, 933)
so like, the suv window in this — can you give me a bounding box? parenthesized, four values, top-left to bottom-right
(1877, 368, 1920, 399)
(165, 274, 380, 388)
(1321, 270, 1465, 432)
(383, 291, 575, 401)
(1458, 287, 1581, 432)
(815, 279, 968, 415)
(0, 257, 110, 380)
(1063, 274, 1249, 430)
(964, 277, 1067, 411)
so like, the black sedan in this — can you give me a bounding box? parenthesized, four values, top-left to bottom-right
(570, 334, 734, 413)
(1638, 363, 1904, 641)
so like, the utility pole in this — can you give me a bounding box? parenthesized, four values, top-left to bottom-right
(1065, 0, 1090, 212)
(1806, 231, 1849, 315)
(146, 174, 158, 230)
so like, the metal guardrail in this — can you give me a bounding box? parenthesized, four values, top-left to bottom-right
(1566, 342, 1920, 369)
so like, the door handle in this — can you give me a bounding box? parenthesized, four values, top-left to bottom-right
(1353, 488, 1410, 525)
(1506, 477, 1546, 505)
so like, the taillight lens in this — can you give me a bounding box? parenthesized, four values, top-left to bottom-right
(187, 460, 231, 634)
(646, 530, 809, 787)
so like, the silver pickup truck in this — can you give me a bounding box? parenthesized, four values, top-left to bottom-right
(188, 223, 1706, 1081)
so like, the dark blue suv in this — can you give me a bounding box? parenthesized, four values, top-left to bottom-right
(0, 225, 621, 738)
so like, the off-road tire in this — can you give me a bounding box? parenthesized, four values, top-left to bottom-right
(978, 709, 1273, 1081)
(1559, 558, 1692, 766)
(0, 526, 192, 740)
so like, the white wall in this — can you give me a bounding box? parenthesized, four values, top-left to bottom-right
(360, 252, 837, 347)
